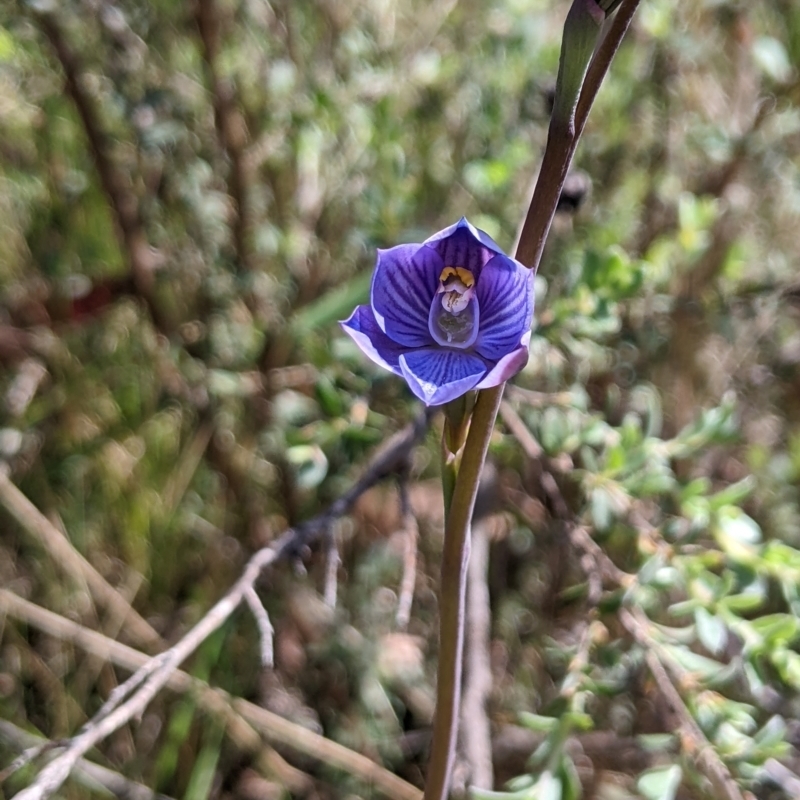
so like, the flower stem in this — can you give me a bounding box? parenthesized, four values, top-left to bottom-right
(441, 394, 473, 522)
(423, 3, 643, 799)
(516, 0, 642, 273)
(424, 385, 504, 800)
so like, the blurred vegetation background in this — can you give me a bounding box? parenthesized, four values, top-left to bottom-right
(2, 0, 800, 798)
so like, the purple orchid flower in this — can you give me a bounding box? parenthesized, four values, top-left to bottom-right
(341, 218, 534, 406)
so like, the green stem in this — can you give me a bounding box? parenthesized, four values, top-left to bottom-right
(424, 385, 504, 800)
(441, 394, 473, 524)
(423, 4, 642, 798)
(516, 0, 642, 272)
(441, 439, 459, 527)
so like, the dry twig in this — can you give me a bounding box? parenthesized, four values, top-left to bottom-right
(0, 468, 162, 651)
(460, 518, 494, 790)
(620, 608, 752, 800)
(196, 0, 253, 273)
(6, 411, 429, 800)
(0, 720, 174, 800)
(244, 586, 275, 668)
(760, 759, 800, 797)
(395, 481, 419, 630)
(323, 527, 340, 609)
(506, 388, 751, 799)
(35, 10, 165, 329)
(0, 590, 420, 800)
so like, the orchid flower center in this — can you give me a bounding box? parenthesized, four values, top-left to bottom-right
(428, 266, 480, 349)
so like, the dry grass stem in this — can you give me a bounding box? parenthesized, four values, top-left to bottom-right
(0, 589, 422, 800)
(760, 759, 800, 797)
(499, 400, 543, 459)
(620, 608, 752, 800)
(323, 528, 340, 609)
(396, 483, 419, 630)
(460, 519, 494, 790)
(0, 720, 174, 800)
(0, 470, 162, 651)
(3, 414, 429, 800)
(244, 586, 274, 668)
(161, 422, 214, 518)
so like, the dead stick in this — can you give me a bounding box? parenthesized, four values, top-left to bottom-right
(0, 468, 162, 652)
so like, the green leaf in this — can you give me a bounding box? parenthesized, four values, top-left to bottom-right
(0, 26, 15, 61)
(559, 755, 583, 800)
(286, 444, 328, 489)
(715, 721, 754, 759)
(314, 375, 344, 416)
(707, 476, 756, 510)
(694, 607, 728, 656)
(748, 614, 800, 647)
(518, 712, 559, 732)
(638, 555, 667, 586)
(636, 733, 677, 752)
(563, 711, 594, 731)
(771, 649, 800, 691)
(720, 585, 766, 614)
(752, 36, 792, 83)
(540, 407, 567, 453)
(533, 771, 562, 800)
(718, 508, 762, 543)
(290, 270, 372, 334)
(637, 765, 682, 800)
(551, 0, 604, 133)
(184, 723, 225, 800)
(661, 644, 728, 683)
(714, 508, 762, 564)
(763, 541, 800, 578)
(590, 486, 612, 530)
(754, 715, 787, 748)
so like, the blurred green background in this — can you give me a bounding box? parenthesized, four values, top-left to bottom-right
(3, 0, 800, 798)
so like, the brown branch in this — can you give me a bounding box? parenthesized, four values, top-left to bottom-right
(634, 97, 772, 258)
(504, 399, 747, 800)
(244, 586, 275, 668)
(34, 9, 273, 558)
(620, 608, 753, 800)
(460, 518, 494, 790)
(0, 590, 420, 800)
(323, 527, 340, 608)
(676, 210, 738, 301)
(0, 325, 35, 365)
(7, 411, 430, 800)
(0, 467, 163, 652)
(515, 0, 642, 272)
(196, 0, 253, 273)
(493, 726, 655, 781)
(761, 759, 800, 797)
(0, 719, 175, 800)
(502, 397, 636, 591)
(395, 481, 419, 631)
(35, 11, 166, 331)
(524, 447, 761, 798)
(499, 399, 573, 520)
(506, 416, 756, 800)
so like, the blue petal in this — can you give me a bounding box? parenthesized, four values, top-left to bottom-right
(340, 305, 407, 376)
(423, 217, 506, 277)
(474, 254, 534, 361)
(371, 243, 440, 347)
(399, 348, 487, 406)
(475, 333, 531, 389)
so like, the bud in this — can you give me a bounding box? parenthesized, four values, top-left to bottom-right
(551, 0, 605, 134)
